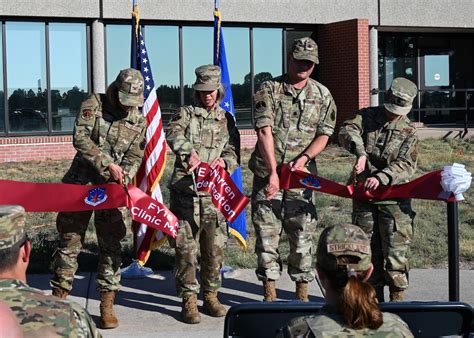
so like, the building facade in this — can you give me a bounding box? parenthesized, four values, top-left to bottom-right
(1, 0, 473, 162)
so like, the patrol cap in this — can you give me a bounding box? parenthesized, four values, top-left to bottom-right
(193, 65, 221, 91)
(384, 77, 418, 116)
(291, 37, 319, 64)
(115, 68, 145, 107)
(0, 205, 27, 251)
(317, 223, 371, 273)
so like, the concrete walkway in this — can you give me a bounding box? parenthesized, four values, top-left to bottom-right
(27, 269, 474, 338)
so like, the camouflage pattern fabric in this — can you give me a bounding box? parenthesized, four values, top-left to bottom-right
(51, 93, 146, 293)
(249, 76, 336, 282)
(0, 279, 102, 338)
(280, 305, 414, 337)
(339, 106, 418, 290)
(166, 104, 239, 298)
(0, 205, 26, 250)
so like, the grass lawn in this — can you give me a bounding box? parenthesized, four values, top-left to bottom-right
(0, 138, 472, 273)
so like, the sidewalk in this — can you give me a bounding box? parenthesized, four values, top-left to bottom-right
(27, 269, 474, 338)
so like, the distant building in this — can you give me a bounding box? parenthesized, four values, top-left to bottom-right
(0, 0, 473, 162)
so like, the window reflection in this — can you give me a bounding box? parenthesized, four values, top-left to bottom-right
(183, 26, 213, 105)
(50, 23, 88, 132)
(222, 27, 251, 127)
(106, 25, 130, 85)
(253, 28, 282, 92)
(145, 25, 180, 125)
(6, 22, 47, 133)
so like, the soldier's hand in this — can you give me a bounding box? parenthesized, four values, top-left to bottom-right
(364, 177, 380, 191)
(265, 171, 280, 199)
(354, 155, 367, 174)
(108, 163, 124, 184)
(210, 157, 226, 170)
(289, 154, 309, 172)
(187, 150, 201, 172)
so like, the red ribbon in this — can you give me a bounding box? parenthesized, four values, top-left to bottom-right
(195, 163, 249, 223)
(0, 180, 179, 238)
(279, 164, 455, 202)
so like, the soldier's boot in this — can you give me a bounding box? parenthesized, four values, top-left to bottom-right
(52, 287, 69, 300)
(99, 291, 119, 329)
(263, 280, 277, 302)
(295, 282, 309, 302)
(181, 294, 201, 324)
(203, 291, 227, 317)
(374, 285, 385, 303)
(389, 287, 404, 302)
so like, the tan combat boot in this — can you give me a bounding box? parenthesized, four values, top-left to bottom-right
(52, 287, 69, 299)
(295, 282, 309, 302)
(389, 287, 404, 302)
(182, 294, 201, 324)
(203, 291, 227, 317)
(99, 291, 119, 329)
(263, 280, 276, 302)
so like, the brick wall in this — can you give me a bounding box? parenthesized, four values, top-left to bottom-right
(317, 19, 370, 135)
(0, 132, 258, 163)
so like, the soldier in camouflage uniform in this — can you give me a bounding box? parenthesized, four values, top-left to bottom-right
(0, 205, 102, 338)
(50, 68, 147, 328)
(249, 37, 337, 301)
(338, 77, 419, 302)
(279, 223, 414, 337)
(166, 65, 240, 324)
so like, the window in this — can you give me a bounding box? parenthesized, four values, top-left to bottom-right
(145, 25, 180, 124)
(6, 22, 47, 133)
(253, 28, 283, 92)
(222, 27, 251, 127)
(106, 24, 131, 85)
(50, 23, 88, 132)
(182, 26, 213, 105)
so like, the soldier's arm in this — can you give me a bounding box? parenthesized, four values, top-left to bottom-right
(70, 302, 103, 338)
(73, 94, 115, 177)
(166, 107, 194, 167)
(338, 112, 367, 157)
(120, 118, 147, 185)
(373, 132, 418, 185)
(220, 113, 240, 173)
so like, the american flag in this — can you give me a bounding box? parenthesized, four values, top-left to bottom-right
(131, 3, 167, 264)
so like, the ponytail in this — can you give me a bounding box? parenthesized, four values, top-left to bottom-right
(337, 275, 383, 329)
(320, 256, 383, 330)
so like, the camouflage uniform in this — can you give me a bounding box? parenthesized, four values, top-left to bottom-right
(51, 69, 147, 293)
(281, 305, 414, 337)
(249, 38, 337, 283)
(338, 78, 419, 298)
(166, 65, 240, 298)
(0, 205, 101, 338)
(280, 224, 413, 337)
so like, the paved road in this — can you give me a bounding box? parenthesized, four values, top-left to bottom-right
(27, 268, 474, 338)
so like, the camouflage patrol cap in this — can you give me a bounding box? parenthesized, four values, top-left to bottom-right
(291, 37, 319, 64)
(0, 205, 26, 250)
(115, 68, 145, 107)
(384, 77, 418, 116)
(193, 65, 221, 91)
(317, 223, 371, 273)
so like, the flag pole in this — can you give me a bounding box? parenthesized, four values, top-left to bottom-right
(447, 201, 460, 301)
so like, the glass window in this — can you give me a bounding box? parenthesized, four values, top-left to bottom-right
(253, 28, 283, 92)
(182, 26, 213, 105)
(222, 27, 251, 127)
(6, 22, 47, 133)
(424, 55, 450, 87)
(144, 25, 180, 125)
(0, 25, 4, 133)
(106, 24, 131, 85)
(50, 23, 88, 132)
